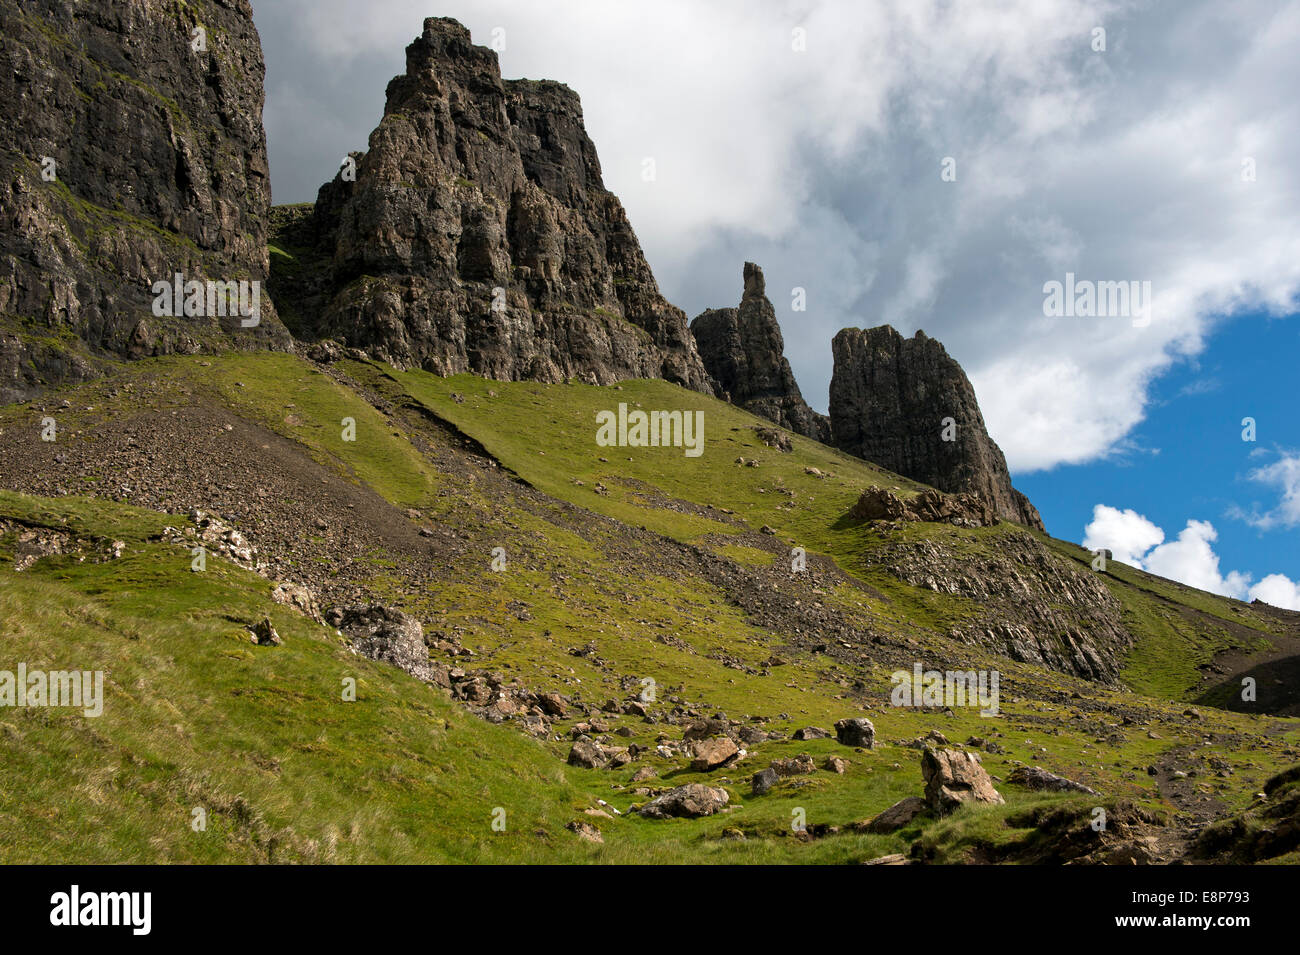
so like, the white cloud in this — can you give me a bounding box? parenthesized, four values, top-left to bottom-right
(1248, 574, 1300, 610)
(1141, 520, 1251, 599)
(1240, 452, 1300, 529)
(256, 0, 1300, 473)
(1082, 503, 1300, 605)
(1082, 504, 1164, 566)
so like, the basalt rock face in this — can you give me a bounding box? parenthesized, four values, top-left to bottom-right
(691, 263, 830, 443)
(0, 0, 288, 403)
(277, 18, 711, 391)
(829, 326, 1043, 530)
(866, 531, 1132, 682)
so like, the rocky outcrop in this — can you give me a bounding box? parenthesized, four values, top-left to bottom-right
(329, 603, 435, 684)
(829, 326, 1042, 530)
(691, 263, 830, 442)
(274, 18, 711, 391)
(0, 0, 289, 402)
(866, 530, 1132, 682)
(849, 486, 998, 528)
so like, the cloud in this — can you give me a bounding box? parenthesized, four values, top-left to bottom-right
(1081, 504, 1164, 565)
(254, 1, 1300, 473)
(1238, 451, 1300, 529)
(1141, 520, 1251, 598)
(1082, 503, 1299, 605)
(1248, 573, 1300, 610)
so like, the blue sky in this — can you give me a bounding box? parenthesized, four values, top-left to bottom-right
(1018, 309, 1300, 597)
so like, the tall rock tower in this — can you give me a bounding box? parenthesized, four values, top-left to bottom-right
(690, 263, 829, 442)
(830, 325, 1043, 530)
(279, 18, 712, 390)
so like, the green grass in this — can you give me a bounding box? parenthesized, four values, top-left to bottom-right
(3, 353, 1298, 863)
(0, 487, 1011, 863)
(200, 353, 443, 509)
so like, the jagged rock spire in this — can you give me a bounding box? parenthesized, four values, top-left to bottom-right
(690, 263, 830, 442)
(280, 17, 712, 391)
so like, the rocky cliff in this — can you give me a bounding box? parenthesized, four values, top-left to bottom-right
(865, 531, 1129, 681)
(830, 326, 1043, 530)
(690, 263, 830, 443)
(273, 17, 711, 390)
(0, 0, 288, 403)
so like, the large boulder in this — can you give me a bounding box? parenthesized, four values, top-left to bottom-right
(639, 784, 730, 819)
(331, 604, 433, 683)
(835, 717, 876, 749)
(690, 737, 739, 772)
(921, 748, 1004, 813)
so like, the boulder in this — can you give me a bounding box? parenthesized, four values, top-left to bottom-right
(835, 717, 876, 749)
(793, 726, 831, 741)
(271, 581, 323, 623)
(565, 820, 603, 844)
(249, 617, 282, 647)
(639, 784, 730, 819)
(333, 604, 434, 683)
(683, 717, 733, 742)
(752, 768, 780, 796)
(567, 739, 609, 770)
(535, 691, 568, 717)
(921, 748, 1004, 813)
(863, 796, 926, 833)
(1007, 766, 1099, 796)
(770, 754, 817, 777)
(690, 737, 739, 772)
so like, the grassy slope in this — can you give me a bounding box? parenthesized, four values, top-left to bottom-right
(2, 353, 1297, 863)
(382, 363, 1291, 698)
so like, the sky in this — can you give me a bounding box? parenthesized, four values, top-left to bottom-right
(253, 0, 1300, 605)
